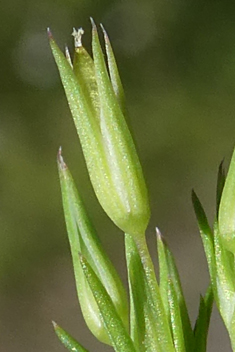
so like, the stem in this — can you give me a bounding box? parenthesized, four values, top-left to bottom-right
(132, 234, 175, 352)
(133, 235, 159, 296)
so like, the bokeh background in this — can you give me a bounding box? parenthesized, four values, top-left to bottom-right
(1, 0, 235, 351)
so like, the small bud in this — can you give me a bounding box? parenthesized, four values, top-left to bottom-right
(49, 20, 150, 237)
(57, 149, 128, 344)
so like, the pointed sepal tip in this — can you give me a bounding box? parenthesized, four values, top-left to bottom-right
(90, 17, 97, 32)
(57, 147, 67, 170)
(47, 27, 53, 39)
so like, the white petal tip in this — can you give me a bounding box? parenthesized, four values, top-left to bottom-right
(71, 27, 84, 48)
(155, 227, 162, 239)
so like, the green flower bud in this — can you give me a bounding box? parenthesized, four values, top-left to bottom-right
(57, 149, 128, 344)
(219, 146, 235, 253)
(48, 20, 150, 237)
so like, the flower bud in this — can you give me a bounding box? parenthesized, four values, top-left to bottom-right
(49, 20, 150, 237)
(57, 149, 128, 344)
(219, 146, 235, 254)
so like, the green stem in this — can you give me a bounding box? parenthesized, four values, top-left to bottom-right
(133, 235, 158, 294)
(132, 234, 175, 352)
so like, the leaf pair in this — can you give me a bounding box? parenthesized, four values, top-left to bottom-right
(125, 227, 212, 352)
(125, 233, 174, 352)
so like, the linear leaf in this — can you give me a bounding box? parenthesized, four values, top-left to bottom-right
(157, 229, 170, 321)
(168, 277, 186, 352)
(157, 230, 194, 351)
(125, 233, 161, 352)
(193, 286, 213, 352)
(80, 254, 136, 352)
(192, 190, 216, 296)
(53, 322, 89, 352)
(132, 235, 175, 352)
(216, 160, 226, 218)
(58, 150, 128, 344)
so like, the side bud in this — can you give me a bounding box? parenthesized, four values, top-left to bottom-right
(219, 146, 235, 254)
(57, 149, 128, 344)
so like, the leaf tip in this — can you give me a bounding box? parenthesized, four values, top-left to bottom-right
(57, 147, 67, 170)
(191, 188, 198, 203)
(52, 320, 58, 329)
(65, 46, 73, 67)
(90, 17, 97, 32)
(156, 226, 163, 240)
(100, 23, 109, 40)
(47, 27, 53, 39)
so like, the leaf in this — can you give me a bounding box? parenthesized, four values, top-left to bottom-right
(57, 150, 128, 344)
(53, 322, 89, 352)
(79, 254, 137, 352)
(193, 286, 213, 352)
(216, 160, 226, 218)
(168, 277, 186, 352)
(156, 228, 194, 351)
(157, 230, 194, 352)
(125, 233, 161, 352)
(192, 190, 216, 294)
(127, 234, 175, 352)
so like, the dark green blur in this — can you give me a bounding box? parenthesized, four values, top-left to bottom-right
(1, 1, 235, 351)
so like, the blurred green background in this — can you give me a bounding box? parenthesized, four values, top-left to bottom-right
(1, 0, 235, 351)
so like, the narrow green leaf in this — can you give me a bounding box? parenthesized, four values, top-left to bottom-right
(79, 254, 136, 352)
(204, 285, 213, 318)
(125, 233, 161, 352)
(216, 160, 226, 218)
(157, 230, 194, 351)
(125, 233, 146, 351)
(157, 229, 170, 321)
(168, 277, 186, 352)
(58, 150, 128, 344)
(192, 190, 216, 295)
(193, 286, 213, 352)
(53, 322, 89, 352)
(192, 190, 213, 239)
(166, 252, 194, 351)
